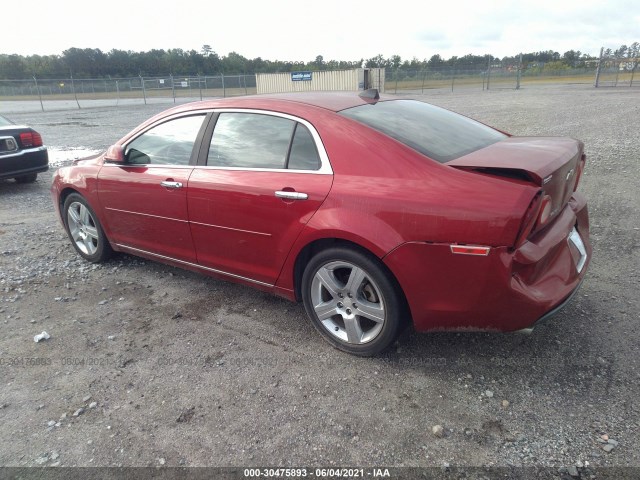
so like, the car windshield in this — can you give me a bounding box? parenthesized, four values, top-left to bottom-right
(339, 99, 506, 163)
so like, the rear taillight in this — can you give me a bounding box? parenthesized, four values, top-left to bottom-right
(19, 131, 43, 148)
(515, 192, 554, 247)
(515, 192, 543, 247)
(537, 195, 552, 226)
(573, 154, 586, 192)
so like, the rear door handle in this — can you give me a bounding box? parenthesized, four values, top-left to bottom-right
(161, 181, 183, 189)
(275, 190, 308, 200)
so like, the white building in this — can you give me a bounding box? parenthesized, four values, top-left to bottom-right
(256, 68, 385, 94)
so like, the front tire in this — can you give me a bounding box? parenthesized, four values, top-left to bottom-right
(301, 247, 403, 356)
(63, 193, 112, 263)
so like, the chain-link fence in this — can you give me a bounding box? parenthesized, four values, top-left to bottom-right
(0, 74, 256, 111)
(594, 57, 638, 87)
(384, 63, 602, 93)
(2, 57, 637, 112)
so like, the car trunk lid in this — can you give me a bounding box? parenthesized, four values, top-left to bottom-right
(447, 137, 584, 225)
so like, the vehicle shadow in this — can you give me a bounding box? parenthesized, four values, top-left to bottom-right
(369, 292, 612, 398)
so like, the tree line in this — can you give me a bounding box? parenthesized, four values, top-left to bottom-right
(0, 43, 637, 80)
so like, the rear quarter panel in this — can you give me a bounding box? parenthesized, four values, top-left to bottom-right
(306, 114, 537, 247)
(275, 113, 538, 293)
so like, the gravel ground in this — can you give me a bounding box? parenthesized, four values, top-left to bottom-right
(0, 85, 639, 477)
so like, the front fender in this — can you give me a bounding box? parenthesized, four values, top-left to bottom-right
(51, 164, 103, 229)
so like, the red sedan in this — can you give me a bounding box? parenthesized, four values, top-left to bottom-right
(51, 91, 591, 356)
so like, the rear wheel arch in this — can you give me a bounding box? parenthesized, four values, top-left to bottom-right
(298, 243, 412, 356)
(295, 239, 365, 300)
(293, 238, 411, 322)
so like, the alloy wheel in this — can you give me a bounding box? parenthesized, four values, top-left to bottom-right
(66, 201, 100, 256)
(310, 260, 386, 344)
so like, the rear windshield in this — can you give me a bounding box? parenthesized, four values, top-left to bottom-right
(339, 99, 506, 163)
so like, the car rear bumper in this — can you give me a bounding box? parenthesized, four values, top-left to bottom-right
(515, 278, 584, 334)
(383, 192, 591, 332)
(0, 147, 49, 180)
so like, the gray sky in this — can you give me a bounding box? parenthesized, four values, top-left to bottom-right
(2, 0, 637, 60)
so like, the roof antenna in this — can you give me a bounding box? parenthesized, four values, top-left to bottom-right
(359, 88, 379, 100)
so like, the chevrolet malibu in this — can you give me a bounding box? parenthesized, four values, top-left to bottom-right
(51, 91, 591, 356)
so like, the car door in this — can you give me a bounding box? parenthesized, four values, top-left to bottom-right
(98, 113, 208, 262)
(188, 111, 333, 285)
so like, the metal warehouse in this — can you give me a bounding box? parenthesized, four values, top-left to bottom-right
(256, 68, 385, 94)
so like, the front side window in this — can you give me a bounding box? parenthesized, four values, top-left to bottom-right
(208, 113, 321, 170)
(125, 115, 206, 166)
(339, 100, 506, 163)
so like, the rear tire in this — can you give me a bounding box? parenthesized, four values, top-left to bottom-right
(63, 193, 112, 263)
(15, 173, 37, 183)
(301, 247, 403, 356)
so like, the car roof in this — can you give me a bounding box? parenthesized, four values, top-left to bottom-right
(250, 91, 397, 111)
(122, 91, 403, 143)
(166, 91, 399, 116)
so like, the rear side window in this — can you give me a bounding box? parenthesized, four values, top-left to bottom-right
(207, 112, 321, 170)
(288, 124, 321, 170)
(209, 113, 292, 168)
(339, 99, 506, 163)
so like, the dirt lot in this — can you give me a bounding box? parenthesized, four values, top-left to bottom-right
(1, 85, 639, 477)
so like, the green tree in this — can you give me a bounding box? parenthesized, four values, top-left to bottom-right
(427, 54, 444, 67)
(105, 49, 135, 76)
(313, 55, 325, 70)
(0, 54, 27, 79)
(614, 45, 628, 57)
(201, 44, 213, 56)
(222, 51, 249, 73)
(365, 54, 387, 68)
(389, 55, 402, 69)
(562, 50, 583, 66)
(62, 48, 106, 77)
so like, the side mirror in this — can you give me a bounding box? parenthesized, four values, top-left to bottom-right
(104, 145, 125, 163)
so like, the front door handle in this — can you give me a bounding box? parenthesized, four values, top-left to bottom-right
(161, 181, 183, 189)
(275, 190, 308, 200)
